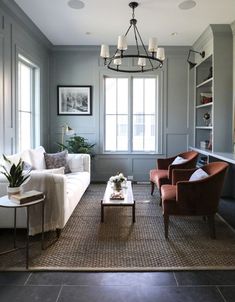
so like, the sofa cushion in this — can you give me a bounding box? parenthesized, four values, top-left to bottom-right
(28, 146, 46, 170)
(31, 167, 65, 175)
(67, 154, 84, 172)
(44, 151, 71, 174)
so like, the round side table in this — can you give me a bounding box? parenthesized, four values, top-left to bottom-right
(0, 194, 45, 269)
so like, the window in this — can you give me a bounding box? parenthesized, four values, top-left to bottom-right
(17, 55, 40, 151)
(104, 76, 158, 153)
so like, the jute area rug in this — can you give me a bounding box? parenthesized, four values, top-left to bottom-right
(1, 184, 235, 271)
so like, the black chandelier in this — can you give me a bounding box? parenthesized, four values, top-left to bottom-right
(100, 2, 165, 73)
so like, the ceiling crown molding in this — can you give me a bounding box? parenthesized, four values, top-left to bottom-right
(0, 0, 53, 50)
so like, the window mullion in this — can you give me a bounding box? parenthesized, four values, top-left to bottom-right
(129, 76, 133, 153)
(143, 79, 145, 151)
(116, 78, 118, 151)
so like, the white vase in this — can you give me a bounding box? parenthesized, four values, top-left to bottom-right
(7, 186, 22, 199)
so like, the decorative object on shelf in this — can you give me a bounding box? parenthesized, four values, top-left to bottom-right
(200, 140, 209, 150)
(203, 112, 211, 126)
(0, 155, 31, 198)
(208, 133, 213, 150)
(57, 85, 92, 115)
(204, 66, 213, 81)
(57, 135, 95, 156)
(100, 2, 165, 73)
(200, 92, 212, 104)
(60, 123, 75, 150)
(187, 49, 205, 69)
(109, 172, 127, 192)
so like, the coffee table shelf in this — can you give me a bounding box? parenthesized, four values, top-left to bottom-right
(101, 181, 135, 223)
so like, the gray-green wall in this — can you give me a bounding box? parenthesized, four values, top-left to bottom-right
(4, 1, 234, 182)
(50, 46, 191, 181)
(0, 0, 51, 154)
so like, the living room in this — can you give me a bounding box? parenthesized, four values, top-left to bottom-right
(0, 0, 235, 301)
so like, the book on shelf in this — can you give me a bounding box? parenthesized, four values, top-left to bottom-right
(10, 190, 44, 204)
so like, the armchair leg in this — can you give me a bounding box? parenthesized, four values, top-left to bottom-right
(150, 181, 155, 195)
(164, 214, 169, 239)
(207, 215, 216, 239)
(159, 190, 162, 207)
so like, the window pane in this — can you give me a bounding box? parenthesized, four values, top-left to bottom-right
(105, 78, 116, 114)
(117, 78, 128, 114)
(117, 115, 128, 151)
(105, 77, 128, 152)
(133, 115, 144, 151)
(144, 79, 155, 114)
(133, 78, 143, 114)
(144, 115, 155, 151)
(19, 62, 31, 112)
(19, 112, 31, 150)
(105, 115, 116, 151)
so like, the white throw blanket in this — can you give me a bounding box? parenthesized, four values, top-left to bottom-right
(23, 172, 66, 235)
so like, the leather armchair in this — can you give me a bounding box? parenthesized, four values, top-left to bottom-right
(161, 162, 229, 239)
(149, 151, 198, 199)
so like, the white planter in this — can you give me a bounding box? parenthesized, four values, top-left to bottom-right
(7, 186, 22, 199)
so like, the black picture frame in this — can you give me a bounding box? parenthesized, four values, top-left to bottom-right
(57, 85, 92, 115)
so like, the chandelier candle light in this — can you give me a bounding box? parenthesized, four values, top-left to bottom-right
(100, 2, 165, 73)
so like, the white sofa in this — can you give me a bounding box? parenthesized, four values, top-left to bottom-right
(0, 146, 90, 235)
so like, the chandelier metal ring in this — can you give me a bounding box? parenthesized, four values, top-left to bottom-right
(100, 2, 165, 73)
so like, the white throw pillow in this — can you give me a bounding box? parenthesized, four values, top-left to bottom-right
(189, 168, 209, 181)
(0, 153, 21, 173)
(171, 156, 188, 165)
(20, 149, 32, 165)
(67, 154, 84, 172)
(28, 146, 46, 170)
(31, 167, 65, 175)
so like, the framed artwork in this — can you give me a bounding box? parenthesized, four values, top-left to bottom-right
(57, 85, 92, 115)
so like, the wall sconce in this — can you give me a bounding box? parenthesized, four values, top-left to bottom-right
(187, 49, 205, 69)
(61, 124, 75, 150)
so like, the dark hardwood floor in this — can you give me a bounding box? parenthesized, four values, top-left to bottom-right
(0, 197, 235, 301)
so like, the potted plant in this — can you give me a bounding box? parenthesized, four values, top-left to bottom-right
(0, 155, 31, 197)
(57, 135, 95, 157)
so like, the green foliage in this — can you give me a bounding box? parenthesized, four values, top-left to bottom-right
(0, 155, 30, 187)
(57, 135, 95, 156)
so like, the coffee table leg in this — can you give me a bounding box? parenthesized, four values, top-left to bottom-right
(133, 200, 136, 223)
(41, 199, 44, 250)
(26, 207, 29, 269)
(14, 208, 17, 248)
(101, 200, 104, 223)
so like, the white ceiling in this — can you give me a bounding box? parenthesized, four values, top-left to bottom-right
(14, 0, 235, 46)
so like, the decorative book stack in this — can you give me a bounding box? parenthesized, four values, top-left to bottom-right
(10, 190, 44, 204)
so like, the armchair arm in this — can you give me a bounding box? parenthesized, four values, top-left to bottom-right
(176, 175, 224, 214)
(172, 168, 197, 185)
(157, 156, 176, 170)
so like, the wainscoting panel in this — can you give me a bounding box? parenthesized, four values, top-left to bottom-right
(132, 158, 156, 182)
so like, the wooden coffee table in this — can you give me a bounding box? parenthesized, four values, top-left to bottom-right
(101, 181, 135, 223)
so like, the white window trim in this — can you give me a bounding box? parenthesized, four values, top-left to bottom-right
(101, 70, 163, 155)
(16, 54, 40, 152)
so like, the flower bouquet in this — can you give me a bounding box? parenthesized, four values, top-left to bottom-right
(109, 172, 127, 192)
